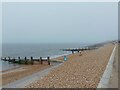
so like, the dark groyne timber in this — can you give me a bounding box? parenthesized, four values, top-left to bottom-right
(1, 56, 50, 65)
(1, 41, 115, 66)
(61, 41, 117, 54)
(61, 48, 91, 54)
(0, 45, 102, 65)
(61, 46, 98, 54)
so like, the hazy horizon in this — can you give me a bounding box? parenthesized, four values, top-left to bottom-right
(2, 2, 118, 44)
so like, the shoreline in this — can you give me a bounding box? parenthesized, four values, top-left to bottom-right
(1, 61, 62, 85)
(3, 62, 63, 88)
(0, 51, 71, 72)
(1, 42, 105, 72)
(1, 51, 71, 85)
(1, 42, 114, 87)
(27, 43, 114, 88)
(1, 45, 90, 85)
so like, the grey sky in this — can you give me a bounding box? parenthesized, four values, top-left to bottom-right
(3, 2, 118, 43)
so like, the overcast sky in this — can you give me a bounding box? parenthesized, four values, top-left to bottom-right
(2, 2, 118, 43)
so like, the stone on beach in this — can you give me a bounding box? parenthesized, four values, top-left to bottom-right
(27, 43, 114, 88)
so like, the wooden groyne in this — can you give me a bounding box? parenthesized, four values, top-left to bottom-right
(1, 56, 51, 65)
(61, 48, 88, 53)
(61, 47, 95, 54)
(61, 44, 105, 54)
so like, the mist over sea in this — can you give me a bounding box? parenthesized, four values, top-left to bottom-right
(1, 43, 91, 71)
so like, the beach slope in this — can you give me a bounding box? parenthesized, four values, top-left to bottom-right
(27, 43, 114, 88)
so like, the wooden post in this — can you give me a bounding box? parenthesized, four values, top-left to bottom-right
(72, 51, 74, 54)
(25, 57, 27, 64)
(4, 57, 6, 61)
(13, 57, 15, 63)
(18, 57, 21, 64)
(47, 57, 50, 65)
(40, 57, 42, 64)
(18, 57, 20, 60)
(8, 57, 10, 62)
(31, 56, 34, 65)
(7, 57, 10, 64)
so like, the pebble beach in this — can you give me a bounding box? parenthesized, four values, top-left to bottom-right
(26, 43, 114, 88)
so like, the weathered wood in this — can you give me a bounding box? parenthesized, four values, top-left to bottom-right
(18, 57, 20, 60)
(18, 57, 21, 64)
(31, 56, 34, 65)
(25, 57, 28, 64)
(25, 57, 27, 60)
(8, 57, 10, 60)
(47, 57, 50, 65)
(2, 56, 51, 65)
(72, 51, 74, 54)
(61, 48, 90, 54)
(4, 57, 6, 61)
(12, 57, 15, 63)
(40, 57, 42, 64)
(7, 57, 10, 64)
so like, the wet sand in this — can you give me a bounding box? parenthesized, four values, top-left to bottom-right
(2, 61, 52, 85)
(26, 43, 114, 88)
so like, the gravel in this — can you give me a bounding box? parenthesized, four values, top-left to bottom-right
(26, 43, 114, 88)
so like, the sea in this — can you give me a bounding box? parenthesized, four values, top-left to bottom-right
(0, 43, 91, 71)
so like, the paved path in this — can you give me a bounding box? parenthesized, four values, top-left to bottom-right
(108, 44, 118, 88)
(2, 62, 63, 88)
(97, 45, 117, 88)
